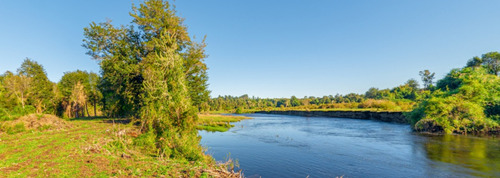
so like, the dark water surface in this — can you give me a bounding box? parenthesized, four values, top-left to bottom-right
(199, 114, 500, 178)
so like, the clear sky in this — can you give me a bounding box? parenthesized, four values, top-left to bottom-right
(1, 0, 500, 98)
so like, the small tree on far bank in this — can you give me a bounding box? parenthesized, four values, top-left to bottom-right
(419, 70, 435, 89)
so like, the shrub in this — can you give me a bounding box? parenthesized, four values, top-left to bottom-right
(409, 67, 500, 134)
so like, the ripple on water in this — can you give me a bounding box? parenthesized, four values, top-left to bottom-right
(200, 114, 500, 178)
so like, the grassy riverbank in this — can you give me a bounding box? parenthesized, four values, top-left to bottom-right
(0, 115, 239, 177)
(197, 114, 251, 132)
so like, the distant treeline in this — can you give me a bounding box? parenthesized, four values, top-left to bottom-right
(208, 74, 433, 112)
(0, 59, 101, 120)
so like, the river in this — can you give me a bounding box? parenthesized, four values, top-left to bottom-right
(199, 113, 500, 177)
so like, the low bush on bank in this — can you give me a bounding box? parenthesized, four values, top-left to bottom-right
(408, 67, 500, 134)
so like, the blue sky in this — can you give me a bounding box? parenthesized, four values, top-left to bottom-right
(1, 1, 500, 98)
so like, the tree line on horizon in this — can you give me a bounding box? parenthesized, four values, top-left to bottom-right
(208, 70, 435, 112)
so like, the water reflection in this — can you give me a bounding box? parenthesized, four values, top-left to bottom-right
(419, 134, 500, 177)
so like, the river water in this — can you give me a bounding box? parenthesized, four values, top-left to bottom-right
(199, 114, 500, 178)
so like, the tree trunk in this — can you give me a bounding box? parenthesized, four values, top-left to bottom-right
(75, 104, 79, 118)
(85, 102, 90, 117)
(93, 98, 97, 117)
(21, 93, 25, 109)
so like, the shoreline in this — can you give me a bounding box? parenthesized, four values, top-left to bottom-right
(255, 110, 410, 124)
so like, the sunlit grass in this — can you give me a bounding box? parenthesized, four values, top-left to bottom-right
(0, 118, 220, 177)
(197, 114, 251, 132)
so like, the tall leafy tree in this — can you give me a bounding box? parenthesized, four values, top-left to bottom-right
(405, 79, 420, 91)
(183, 38, 210, 111)
(83, 1, 209, 117)
(290, 96, 300, 107)
(132, 0, 201, 159)
(83, 22, 144, 117)
(365, 87, 380, 99)
(419, 70, 435, 89)
(466, 56, 483, 69)
(58, 70, 101, 117)
(2, 71, 31, 109)
(83, 0, 205, 160)
(481, 52, 500, 75)
(17, 58, 55, 113)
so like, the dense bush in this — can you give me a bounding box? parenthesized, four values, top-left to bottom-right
(408, 67, 500, 134)
(0, 105, 36, 121)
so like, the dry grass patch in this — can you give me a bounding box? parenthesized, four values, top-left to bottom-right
(0, 114, 71, 134)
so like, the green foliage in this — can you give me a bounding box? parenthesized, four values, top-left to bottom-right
(0, 105, 36, 121)
(0, 59, 56, 118)
(184, 38, 210, 111)
(466, 56, 483, 69)
(358, 99, 399, 110)
(290, 96, 301, 107)
(481, 52, 500, 75)
(83, 21, 144, 117)
(436, 68, 463, 91)
(133, 130, 157, 154)
(235, 107, 244, 114)
(365, 87, 379, 99)
(412, 96, 488, 134)
(209, 91, 417, 112)
(409, 63, 500, 134)
(419, 70, 435, 89)
(196, 114, 250, 132)
(82, 0, 208, 161)
(58, 70, 102, 117)
(83, 0, 210, 117)
(18, 58, 55, 114)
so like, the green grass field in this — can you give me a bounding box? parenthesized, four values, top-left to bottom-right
(197, 114, 251, 132)
(0, 117, 238, 177)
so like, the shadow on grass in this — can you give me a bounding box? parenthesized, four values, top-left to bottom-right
(69, 116, 132, 125)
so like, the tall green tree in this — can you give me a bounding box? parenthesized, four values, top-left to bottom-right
(17, 58, 55, 113)
(83, 22, 144, 117)
(83, 0, 205, 160)
(83, 1, 210, 117)
(405, 78, 420, 91)
(183, 38, 210, 111)
(2, 72, 31, 109)
(419, 70, 435, 89)
(481, 52, 500, 75)
(58, 70, 101, 117)
(365, 87, 380, 99)
(466, 56, 483, 69)
(290, 96, 300, 107)
(134, 0, 201, 160)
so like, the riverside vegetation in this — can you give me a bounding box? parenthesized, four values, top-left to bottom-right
(197, 114, 251, 132)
